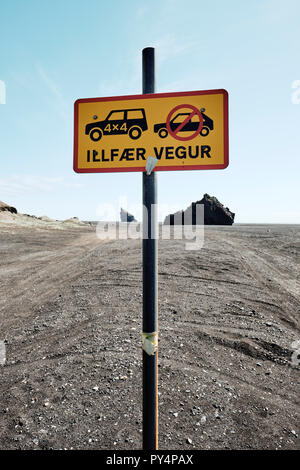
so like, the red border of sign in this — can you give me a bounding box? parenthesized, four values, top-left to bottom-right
(73, 89, 229, 173)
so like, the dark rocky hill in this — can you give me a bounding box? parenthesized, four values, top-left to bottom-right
(164, 194, 235, 225)
(0, 201, 17, 214)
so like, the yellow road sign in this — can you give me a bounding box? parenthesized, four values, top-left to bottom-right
(73, 89, 228, 173)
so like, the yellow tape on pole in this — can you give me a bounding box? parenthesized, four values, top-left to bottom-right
(142, 332, 158, 356)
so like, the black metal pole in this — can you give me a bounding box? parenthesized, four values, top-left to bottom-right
(142, 47, 158, 451)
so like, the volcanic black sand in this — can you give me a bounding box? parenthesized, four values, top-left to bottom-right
(0, 224, 299, 450)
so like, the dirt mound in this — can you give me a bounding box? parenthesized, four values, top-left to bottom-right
(164, 194, 235, 225)
(0, 201, 17, 214)
(63, 217, 87, 226)
(0, 211, 88, 230)
(38, 216, 54, 222)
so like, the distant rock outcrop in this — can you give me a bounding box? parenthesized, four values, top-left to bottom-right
(120, 208, 137, 223)
(0, 201, 17, 214)
(164, 194, 235, 226)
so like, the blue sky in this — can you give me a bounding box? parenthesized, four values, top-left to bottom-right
(0, 0, 299, 222)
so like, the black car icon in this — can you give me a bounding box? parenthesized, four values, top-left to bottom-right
(85, 108, 148, 141)
(154, 108, 214, 138)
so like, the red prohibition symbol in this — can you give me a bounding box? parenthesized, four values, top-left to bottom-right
(166, 104, 204, 142)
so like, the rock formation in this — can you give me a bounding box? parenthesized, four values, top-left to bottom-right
(120, 208, 137, 223)
(0, 201, 17, 214)
(164, 194, 235, 226)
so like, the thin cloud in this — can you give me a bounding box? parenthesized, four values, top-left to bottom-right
(37, 66, 64, 101)
(153, 34, 196, 64)
(136, 5, 148, 19)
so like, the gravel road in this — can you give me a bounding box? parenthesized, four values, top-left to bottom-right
(0, 224, 299, 450)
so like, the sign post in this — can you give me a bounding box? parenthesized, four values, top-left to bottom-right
(142, 47, 158, 451)
(73, 49, 229, 451)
